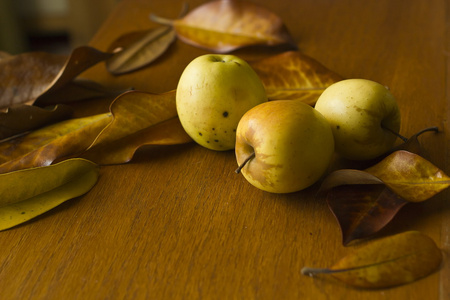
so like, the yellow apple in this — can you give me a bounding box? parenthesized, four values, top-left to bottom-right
(235, 100, 334, 193)
(176, 54, 267, 151)
(314, 79, 401, 160)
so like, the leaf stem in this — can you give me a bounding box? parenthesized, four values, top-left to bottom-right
(301, 267, 337, 276)
(149, 14, 175, 26)
(235, 152, 255, 174)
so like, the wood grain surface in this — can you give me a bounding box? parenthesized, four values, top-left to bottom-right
(1, 0, 449, 299)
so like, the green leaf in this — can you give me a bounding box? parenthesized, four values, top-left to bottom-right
(0, 158, 99, 231)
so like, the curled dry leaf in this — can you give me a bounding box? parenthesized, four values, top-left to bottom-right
(0, 46, 113, 110)
(0, 113, 112, 174)
(0, 104, 73, 141)
(151, 0, 296, 53)
(319, 169, 407, 245)
(319, 150, 450, 244)
(81, 90, 192, 165)
(0, 158, 99, 231)
(106, 25, 176, 75)
(35, 46, 114, 106)
(37, 78, 128, 106)
(365, 150, 450, 202)
(250, 51, 343, 105)
(0, 51, 67, 109)
(302, 231, 443, 289)
(326, 184, 408, 245)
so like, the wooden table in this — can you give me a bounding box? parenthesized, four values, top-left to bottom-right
(1, 0, 448, 299)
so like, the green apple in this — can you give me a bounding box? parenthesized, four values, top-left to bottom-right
(176, 54, 267, 151)
(235, 100, 334, 193)
(314, 79, 401, 160)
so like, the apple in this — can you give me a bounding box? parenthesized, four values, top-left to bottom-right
(314, 79, 401, 160)
(176, 54, 267, 151)
(235, 100, 334, 193)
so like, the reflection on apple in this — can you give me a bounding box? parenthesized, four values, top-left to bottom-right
(235, 100, 335, 193)
(314, 79, 401, 160)
(176, 54, 267, 151)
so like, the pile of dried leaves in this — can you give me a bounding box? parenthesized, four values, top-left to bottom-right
(0, 0, 447, 289)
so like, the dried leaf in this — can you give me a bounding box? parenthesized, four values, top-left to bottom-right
(0, 113, 111, 174)
(326, 184, 407, 245)
(0, 158, 99, 231)
(0, 52, 67, 109)
(151, 0, 295, 52)
(320, 151, 450, 244)
(36, 78, 127, 106)
(365, 150, 450, 202)
(0, 104, 73, 141)
(302, 231, 443, 289)
(106, 26, 176, 75)
(82, 117, 191, 165)
(81, 90, 192, 165)
(34, 46, 114, 106)
(0, 47, 113, 110)
(250, 51, 343, 105)
(319, 169, 407, 245)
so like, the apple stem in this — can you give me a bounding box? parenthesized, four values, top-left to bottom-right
(235, 152, 255, 174)
(381, 124, 408, 142)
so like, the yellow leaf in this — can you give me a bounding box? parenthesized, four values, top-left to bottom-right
(0, 158, 99, 231)
(365, 150, 450, 202)
(302, 231, 442, 289)
(151, 0, 295, 52)
(250, 51, 343, 105)
(81, 90, 192, 165)
(0, 113, 111, 174)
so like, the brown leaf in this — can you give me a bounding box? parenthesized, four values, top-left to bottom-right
(365, 150, 450, 202)
(0, 47, 113, 110)
(250, 51, 343, 105)
(0, 52, 67, 109)
(151, 0, 296, 53)
(82, 117, 192, 165)
(37, 78, 127, 106)
(319, 150, 450, 245)
(302, 231, 443, 289)
(106, 26, 176, 75)
(319, 169, 407, 245)
(327, 184, 408, 245)
(0, 104, 73, 141)
(0, 113, 111, 174)
(81, 90, 192, 165)
(34, 46, 114, 106)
